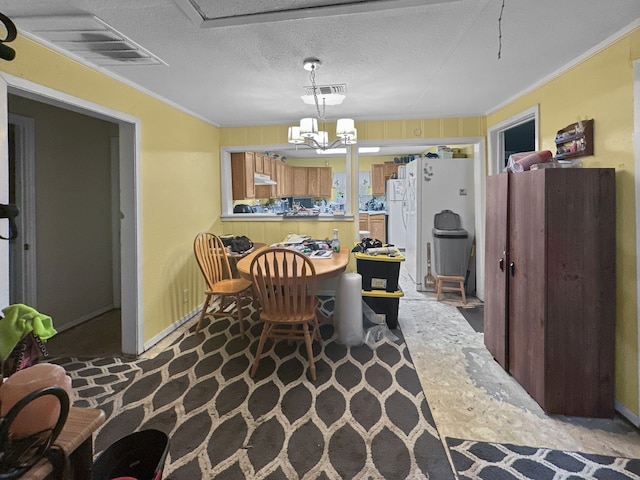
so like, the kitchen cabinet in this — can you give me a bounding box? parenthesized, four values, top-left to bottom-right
(360, 212, 386, 242)
(308, 167, 332, 197)
(371, 163, 399, 195)
(262, 155, 272, 175)
(371, 164, 386, 195)
(384, 163, 399, 180)
(368, 213, 386, 243)
(231, 152, 255, 200)
(274, 161, 286, 197)
(484, 168, 615, 417)
(291, 167, 308, 196)
(254, 153, 265, 174)
(359, 214, 369, 232)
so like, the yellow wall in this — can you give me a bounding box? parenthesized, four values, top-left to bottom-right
(487, 27, 640, 416)
(0, 36, 221, 342)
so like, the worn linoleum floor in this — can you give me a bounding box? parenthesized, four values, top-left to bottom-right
(396, 267, 640, 460)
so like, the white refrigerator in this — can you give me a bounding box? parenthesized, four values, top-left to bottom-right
(385, 179, 406, 249)
(405, 157, 475, 292)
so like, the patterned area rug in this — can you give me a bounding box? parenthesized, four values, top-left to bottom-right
(52, 299, 454, 479)
(447, 437, 640, 479)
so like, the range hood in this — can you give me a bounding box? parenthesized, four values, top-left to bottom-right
(254, 173, 277, 185)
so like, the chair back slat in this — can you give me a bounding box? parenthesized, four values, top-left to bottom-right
(194, 232, 232, 289)
(250, 247, 317, 321)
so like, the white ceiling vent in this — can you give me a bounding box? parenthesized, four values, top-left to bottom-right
(301, 83, 347, 106)
(14, 15, 167, 67)
(303, 84, 347, 96)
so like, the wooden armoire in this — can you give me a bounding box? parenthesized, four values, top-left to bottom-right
(484, 168, 615, 417)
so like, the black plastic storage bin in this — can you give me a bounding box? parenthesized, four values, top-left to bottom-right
(354, 248, 405, 292)
(92, 429, 170, 480)
(362, 289, 404, 329)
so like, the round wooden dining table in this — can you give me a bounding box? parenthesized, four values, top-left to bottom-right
(235, 245, 351, 282)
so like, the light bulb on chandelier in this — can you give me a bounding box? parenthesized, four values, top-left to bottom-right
(287, 58, 357, 151)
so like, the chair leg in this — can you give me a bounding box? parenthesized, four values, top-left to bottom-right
(303, 323, 316, 381)
(196, 294, 213, 333)
(234, 294, 245, 337)
(312, 315, 322, 343)
(250, 323, 270, 377)
(459, 280, 467, 305)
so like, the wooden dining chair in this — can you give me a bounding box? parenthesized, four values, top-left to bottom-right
(193, 232, 255, 335)
(249, 247, 321, 380)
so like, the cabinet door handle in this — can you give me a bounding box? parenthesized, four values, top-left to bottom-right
(499, 258, 504, 271)
(509, 262, 515, 276)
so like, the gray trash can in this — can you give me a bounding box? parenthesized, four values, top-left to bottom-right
(432, 210, 468, 277)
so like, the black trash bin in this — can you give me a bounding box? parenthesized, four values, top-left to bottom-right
(92, 429, 170, 480)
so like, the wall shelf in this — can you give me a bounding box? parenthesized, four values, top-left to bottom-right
(555, 119, 594, 160)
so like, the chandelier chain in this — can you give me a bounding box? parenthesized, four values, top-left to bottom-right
(310, 67, 326, 121)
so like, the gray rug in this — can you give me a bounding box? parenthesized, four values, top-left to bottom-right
(53, 299, 454, 479)
(447, 437, 640, 479)
(457, 305, 483, 333)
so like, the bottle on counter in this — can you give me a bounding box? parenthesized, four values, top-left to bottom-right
(331, 229, 340, 253)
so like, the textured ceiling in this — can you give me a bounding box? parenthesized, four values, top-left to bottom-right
(0, 0, 639, 135)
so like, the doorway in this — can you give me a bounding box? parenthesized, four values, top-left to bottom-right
(0, 76, 142, 356)
(8, 114, 36, 306)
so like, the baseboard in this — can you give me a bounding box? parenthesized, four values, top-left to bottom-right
(54, 304, 115, 333)
(615, 400, 640, 428)
(143, 305, 201, 351)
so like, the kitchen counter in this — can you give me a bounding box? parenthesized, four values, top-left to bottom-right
(223, 212, 354, 221)
(359, 210, 386, 215)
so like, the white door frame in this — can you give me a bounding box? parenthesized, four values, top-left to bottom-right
(8, 113, 36, 306)
(1, 73, 144, 356)
(487, 105, 539, 176)
(633, 59, 640, 426)
(0, 75, 7, 308)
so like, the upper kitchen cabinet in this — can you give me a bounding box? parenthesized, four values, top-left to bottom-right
(371, 163, 399, 195)
(291, 166, 308, 196)
(231, 152, 255, 200)
(371, 164, 386, 195)
(273, 160, 287, 197)
(308, 167, 332, 197)
(253, 153, 265, 173)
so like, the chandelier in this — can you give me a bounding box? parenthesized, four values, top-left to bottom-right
(287, 58, 357, 151)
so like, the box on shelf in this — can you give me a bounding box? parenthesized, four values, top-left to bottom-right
(437, 146, 453, 159)
(362, 289, 404, 329)
(354, 247, 405, 292)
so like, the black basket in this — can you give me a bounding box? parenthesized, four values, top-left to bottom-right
(92, 429, 170, 480)
(362, 290, 403, 329)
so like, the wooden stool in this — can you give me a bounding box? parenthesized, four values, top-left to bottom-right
(436, 275, 467, 305)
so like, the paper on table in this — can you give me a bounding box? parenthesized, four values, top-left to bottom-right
(310, 250, 333, 259)
(281, 233, 310, 244)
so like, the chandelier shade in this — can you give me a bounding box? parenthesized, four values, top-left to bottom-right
(287, 126, 305, 144)
(288, 58, 357, 151)
(299, 118, 318, 137)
